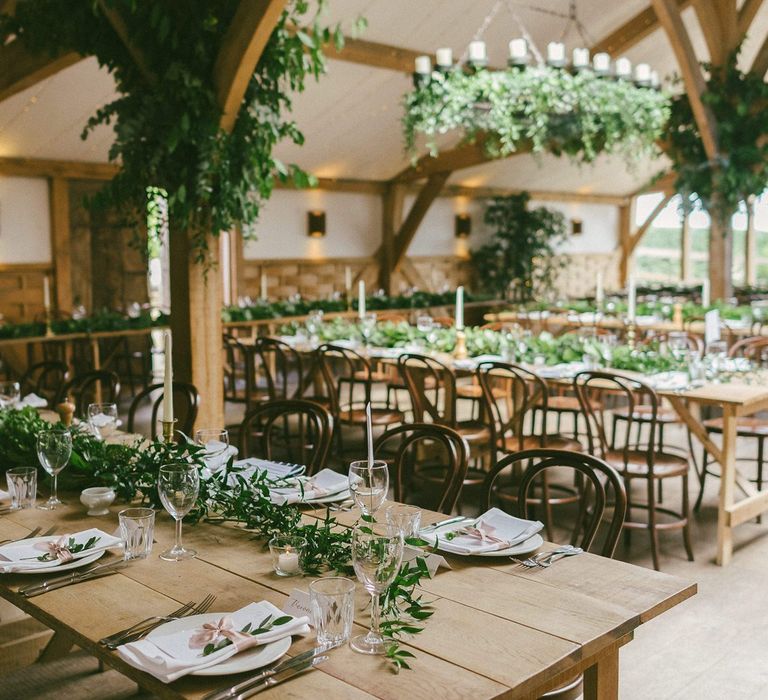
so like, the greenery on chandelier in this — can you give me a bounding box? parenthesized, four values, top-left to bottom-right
(664, 48, 768, 215)
(1, 0, 340, 262)
(403, 65, 670, 164)
(471, 193, 566, 301)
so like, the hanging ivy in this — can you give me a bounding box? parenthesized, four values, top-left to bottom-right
(1, 1, 343, 262)
(403, 66, 670, 164)
(664, 48, 768, 215)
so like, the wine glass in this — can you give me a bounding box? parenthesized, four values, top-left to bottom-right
(360, 313, 377, 348)
(87, 402, 119, 440)
(36, 429, 72, 510)
(306, 309, 324, 342)
(195, 428, 230, 472)
(350, 527, 404, 655)
(348, 460, 389, 516)
(666, 332, 689, 361)
(0, 380, 20, 408)
(157, 463, 200, 561)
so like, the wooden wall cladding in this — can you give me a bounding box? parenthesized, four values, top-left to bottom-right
(0, 263, 51, 323)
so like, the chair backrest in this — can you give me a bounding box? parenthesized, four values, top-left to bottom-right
(398, 353, 457, 426)
(573, 369, 658, 471)
(57, 370, 121, 416)
(374, 423, 469, 514)
(431, 316, 455, 329)
(315, 343, 372, 416)
(126, 382, 199, 439)
(222, 334, 246, 401)
(484, 448, 627, 557)
(476, 361, 551, 451)
(20, 360, 69, 404)
(238, 399, 333, 476)
(729, 336, 768, 365)
(640, 331, 703, 357)
(246, 337, 304, 406)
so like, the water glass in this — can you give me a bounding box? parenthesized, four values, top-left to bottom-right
(36, 429, 72, 510)
(416, 315, 433, 334)
(385, 504, 422, 540)
(360, 313, 377, 347)
(6, 467, 37, 510)
(119, 507, 155, 560)
(706, 340, 729, 378)
(158, 463, 200, 561)
(268, 535, 306, 577)
(87, 402, 119, 440)
(350, 527, 404, 655)
(306, 309, 324, 340)
(0, 380, 20, 408)
(348, 460, 389, 516)
(310, 577, 355, 647)
(194, 429, 230, 470)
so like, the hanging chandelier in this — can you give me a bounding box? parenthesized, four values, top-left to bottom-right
(403, 5, 670, 166)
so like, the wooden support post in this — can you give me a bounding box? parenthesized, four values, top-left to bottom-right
(49, 177, 72, 313)
(228, 225, 245, 304)
(709, 201, 733, 301)
(618, 203, 632, 286)
(168, 225, 224, 429)
(746, 197, 757, 286)
(681, 210, 692, 282)
(379, 183, 404, 294)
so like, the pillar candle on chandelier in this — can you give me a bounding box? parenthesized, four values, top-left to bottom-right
(593, 52, 611, 75)
(435, 47, 453, 69)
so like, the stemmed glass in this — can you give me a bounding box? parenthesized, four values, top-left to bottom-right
(157, 463, 200, 561)
(666, 332, 689, 362)
(0, 380, 20, 408)
(348, 460, 389, 516)
(306, 309, 324, 343)
(195, 428, 230, 472)
(350, 527, 404, 655)
(360, 313, 377, 348)
(87, 402, 119, 440)
(36, 429, 72, 510)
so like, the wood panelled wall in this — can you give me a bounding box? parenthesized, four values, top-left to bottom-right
(0, 263, 52, 323)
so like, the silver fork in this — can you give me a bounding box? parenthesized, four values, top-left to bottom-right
(0, 525, 47, 546)
(105, 594, 217, 648)
(511, 545, 578, 568)
(100, 600, 197, 647)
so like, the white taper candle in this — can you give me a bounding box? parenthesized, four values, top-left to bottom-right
(162, 329, 174, 423)
(455, 286, 464, 330)
(358, 280, 366, 319)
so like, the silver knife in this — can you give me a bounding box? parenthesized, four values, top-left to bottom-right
(20, 561, 129, 597)
(203, 646, 329, 700)
(421, 516, 470, 532)
(238, 656, 328, 699)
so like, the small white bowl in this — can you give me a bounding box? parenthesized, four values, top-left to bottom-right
(80, 487, 116, 516)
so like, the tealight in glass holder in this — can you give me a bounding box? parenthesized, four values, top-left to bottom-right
(269, 535, 307, 577)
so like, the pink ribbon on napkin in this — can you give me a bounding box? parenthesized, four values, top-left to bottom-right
(457, 522, 509, 546)
(188, 616, 257, 653)
(33, 536, 74, 563)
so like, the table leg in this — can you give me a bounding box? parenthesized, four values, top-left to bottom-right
(583, 643, 619, 700)
(716, 406, 738, 566)
(38, 630, 74, 662)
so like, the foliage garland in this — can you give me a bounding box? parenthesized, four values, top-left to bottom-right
(664, 49, 768, 216)
(403, 66, 670, 163)
(1, 1, 342, 262)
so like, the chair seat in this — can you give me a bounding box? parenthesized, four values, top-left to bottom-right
(605, 449, 689, 478)
(519, 434, 583, 452)
(455, 421, 492, 443)
(339, 408, 403, 426)
(352, 370, 390, 383)
(704, 416, 768, 436)
(613, 403, 680, 424)
(543, 395, 600, 412)
(456, 383, 506, 400)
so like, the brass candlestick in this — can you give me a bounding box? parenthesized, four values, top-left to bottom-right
(44, 308, 54, 337)
(453, 329, 468, 360)
(161, 419, 177, 443)
(673, 302, 683, 329)
(626, 321, 637, 350)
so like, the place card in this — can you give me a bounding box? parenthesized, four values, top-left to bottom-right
(403, 545, 451, 576)
(283, 588, 313, 626)
(705, 309, 721, 344)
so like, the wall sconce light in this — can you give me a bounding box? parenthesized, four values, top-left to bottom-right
(455, 213, 471, 238)
(307, 210, 326, 238)
(571, 218, 583, 235)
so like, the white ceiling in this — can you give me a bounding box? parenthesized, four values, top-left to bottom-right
(0, 0, 766, 196)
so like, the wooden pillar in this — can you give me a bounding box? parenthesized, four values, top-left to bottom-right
(169, 224, 224, 429)
(618, 203, 632, 286)
(746, 196, 757, 286)
(709, 199, 733, 301)
(228, 225, 245, 305)
(49, 177, 72, 313)
(681, 211, 692, 282)
(379, 184, 404, 294)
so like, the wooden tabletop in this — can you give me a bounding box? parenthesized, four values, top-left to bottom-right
(0, 499, 695, 699)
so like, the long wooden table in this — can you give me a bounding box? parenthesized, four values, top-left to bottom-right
(0, 500, 694, 698)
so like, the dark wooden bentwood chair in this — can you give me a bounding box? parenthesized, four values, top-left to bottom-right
(477, 361, 583, 540)
(244, 337, 305, 410)
(316, 344, 402, 454)
(697, 336, 768, 512)
(126, 382, 199, 440)
(574, 370, 693, 571)
(20, 360, 69, 405)
(374, 423, 469, 514)
(56, 370, 121, 417)
(238, 399, 333, 476)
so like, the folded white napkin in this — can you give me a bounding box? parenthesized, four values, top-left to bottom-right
(534, 362, 585, 379)
(648, 371, 690, 391)
(270, 469, 348, 505)
(117, 601, 310, 683)
(0, 528, 122, 573)
(234, 458, 305, 480)
(18, 392, 47, 408)
(421, 508, 543, 554)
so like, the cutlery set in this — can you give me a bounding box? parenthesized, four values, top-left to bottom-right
(511, 545, 584, 568)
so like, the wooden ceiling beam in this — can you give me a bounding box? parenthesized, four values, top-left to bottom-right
(591, 0, 691, 56)
(439, 184, 630, 206)
(274, 177, 386, 195)
(693, 0, 725, 65)
(392, 138, 511, 183)
(751, 31, 768, 75)
(214, 0, 288, 133)
(0, 156, 119, 179)
(97, 0, 156, 85)
(651, 0, 719, 160)
(324, 36, 431, 73)
(714, 0, 740, 52)
(0, 40, 82, 104)
(739, 0, 765, 35)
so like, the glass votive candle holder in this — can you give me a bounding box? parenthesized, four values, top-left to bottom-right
(6, 467, 37, 510)
(269, 535, 307, 577)
(385, 504, 422, 540)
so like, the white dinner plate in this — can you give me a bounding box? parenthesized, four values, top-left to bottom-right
(302, 489, 351, 505)
(145, 613, 291, 676)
